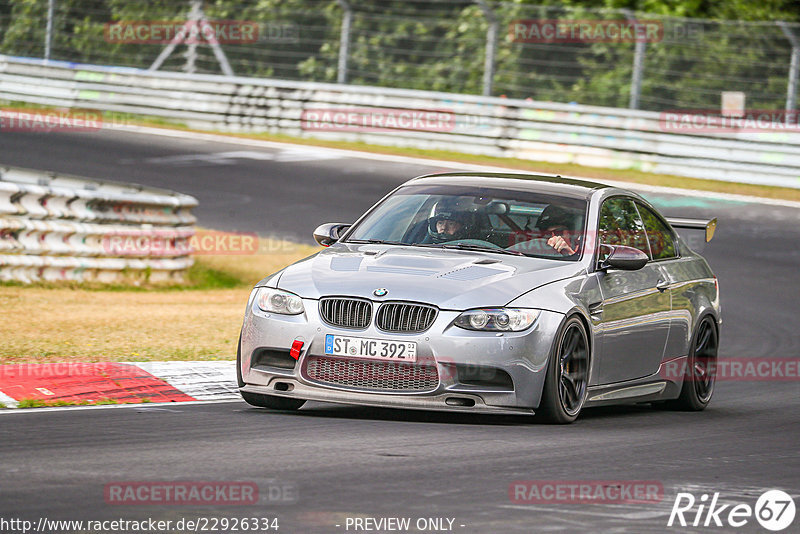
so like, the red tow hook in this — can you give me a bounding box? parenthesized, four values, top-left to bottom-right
(289, 340, 304, 360)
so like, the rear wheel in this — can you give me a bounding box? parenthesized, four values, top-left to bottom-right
(536, 316, 590, 424)
(668, 316, 718, 411)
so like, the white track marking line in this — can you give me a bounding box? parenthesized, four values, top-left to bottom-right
(0, 361, 242, 411)
(498, 504, 670, 521)
(110, 123, 800, 209)
(0, 390, 19, 408)
(133, 361, 240, 401)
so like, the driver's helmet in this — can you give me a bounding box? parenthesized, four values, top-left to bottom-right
(535, 204, 581, 252)
(535, 204, 577, 233)
(427, 197, 475, 243)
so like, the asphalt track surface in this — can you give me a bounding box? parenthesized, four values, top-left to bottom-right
(1, 129, 799, 534)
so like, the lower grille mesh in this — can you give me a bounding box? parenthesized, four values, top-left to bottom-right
(305, 356, 438, 392)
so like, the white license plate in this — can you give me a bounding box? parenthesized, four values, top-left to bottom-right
(324, 334, 417, 362)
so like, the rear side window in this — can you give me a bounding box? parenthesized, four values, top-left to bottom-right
(598, 197, 651, 258)
(637, 203, 678, 260)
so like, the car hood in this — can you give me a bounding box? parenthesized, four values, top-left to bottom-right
(273, 244, 584, 310)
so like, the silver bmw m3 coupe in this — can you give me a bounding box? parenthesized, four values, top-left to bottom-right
(237, 173, 721, 423)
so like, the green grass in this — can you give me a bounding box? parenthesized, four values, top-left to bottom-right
(0, 264, 246, 292)
(184, 261, 247, 289)
(10, 397, 155, 409)
(15, 397, 127, 408)
(0, 259, 257, 292)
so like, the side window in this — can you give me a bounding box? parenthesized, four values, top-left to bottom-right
(637, 203, 677, 260)
(598, 197, 651, 258)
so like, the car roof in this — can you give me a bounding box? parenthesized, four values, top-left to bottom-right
(405, 172, 612, 199)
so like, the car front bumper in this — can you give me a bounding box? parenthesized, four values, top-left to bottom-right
(240, 296, 566, 413)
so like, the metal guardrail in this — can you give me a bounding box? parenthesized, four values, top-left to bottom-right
(0, 165, 197, 283)
(1, 55, 799, 189)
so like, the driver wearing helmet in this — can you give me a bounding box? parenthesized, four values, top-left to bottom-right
(427, 197, 475, 243)
(535, 204, 579, 256)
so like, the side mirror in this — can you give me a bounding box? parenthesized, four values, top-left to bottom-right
(313, 223, 351, 247)
(600, 245, 649, 271)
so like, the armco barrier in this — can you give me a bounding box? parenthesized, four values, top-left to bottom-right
(0, 165, 197, 283)
(1, 55, 799, 189)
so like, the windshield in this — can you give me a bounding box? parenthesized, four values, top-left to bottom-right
(344, 184, 588, 260)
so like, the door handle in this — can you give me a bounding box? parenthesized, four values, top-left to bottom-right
(656, 279, 670, 292)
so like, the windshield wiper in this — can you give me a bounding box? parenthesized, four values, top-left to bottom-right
(347, 240, 524, 256)
(414, 242, 524, 256)
(345, 239, 409, 246)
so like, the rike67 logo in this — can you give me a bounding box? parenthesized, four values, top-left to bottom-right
(668, 489, 796, 531)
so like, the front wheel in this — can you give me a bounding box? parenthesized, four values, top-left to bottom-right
(536, 316, 590, 424)
(668, 316, 718, 411)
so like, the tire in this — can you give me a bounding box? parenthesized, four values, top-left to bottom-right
(667, 315, 718, 411)
(236, 330, 245, 388)
(240, 391, 306, 411)
(536, 316, 590, 424)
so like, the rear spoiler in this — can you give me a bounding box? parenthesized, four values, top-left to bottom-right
(666, 217, 718, 243)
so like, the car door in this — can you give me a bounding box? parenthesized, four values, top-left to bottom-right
(635, 201, 688, 361)
(594, 196, 672, 384)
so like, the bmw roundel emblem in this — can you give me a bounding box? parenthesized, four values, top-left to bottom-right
(373, 288, 388, 297)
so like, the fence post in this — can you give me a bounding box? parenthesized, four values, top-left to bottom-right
(778, 22, 799, 114)
(475, 0, 498, 97)
(44, 0, 55, 61)
(336, 0, 353, 84)
(183, 0, 201, 74)
(622, 9, 645, 110)
(149, 0, 234, 76)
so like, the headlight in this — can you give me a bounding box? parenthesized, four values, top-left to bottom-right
(454, 308, 539, 332)
(255, 287, 305, 315)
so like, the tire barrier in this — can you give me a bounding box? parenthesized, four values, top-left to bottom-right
(0, 165, 197, 283)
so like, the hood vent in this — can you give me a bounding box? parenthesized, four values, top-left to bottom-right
(438, 265, 505, 281)
(330, 257, 363, 271)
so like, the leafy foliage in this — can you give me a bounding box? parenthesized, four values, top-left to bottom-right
(0, 0, 797, 110)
